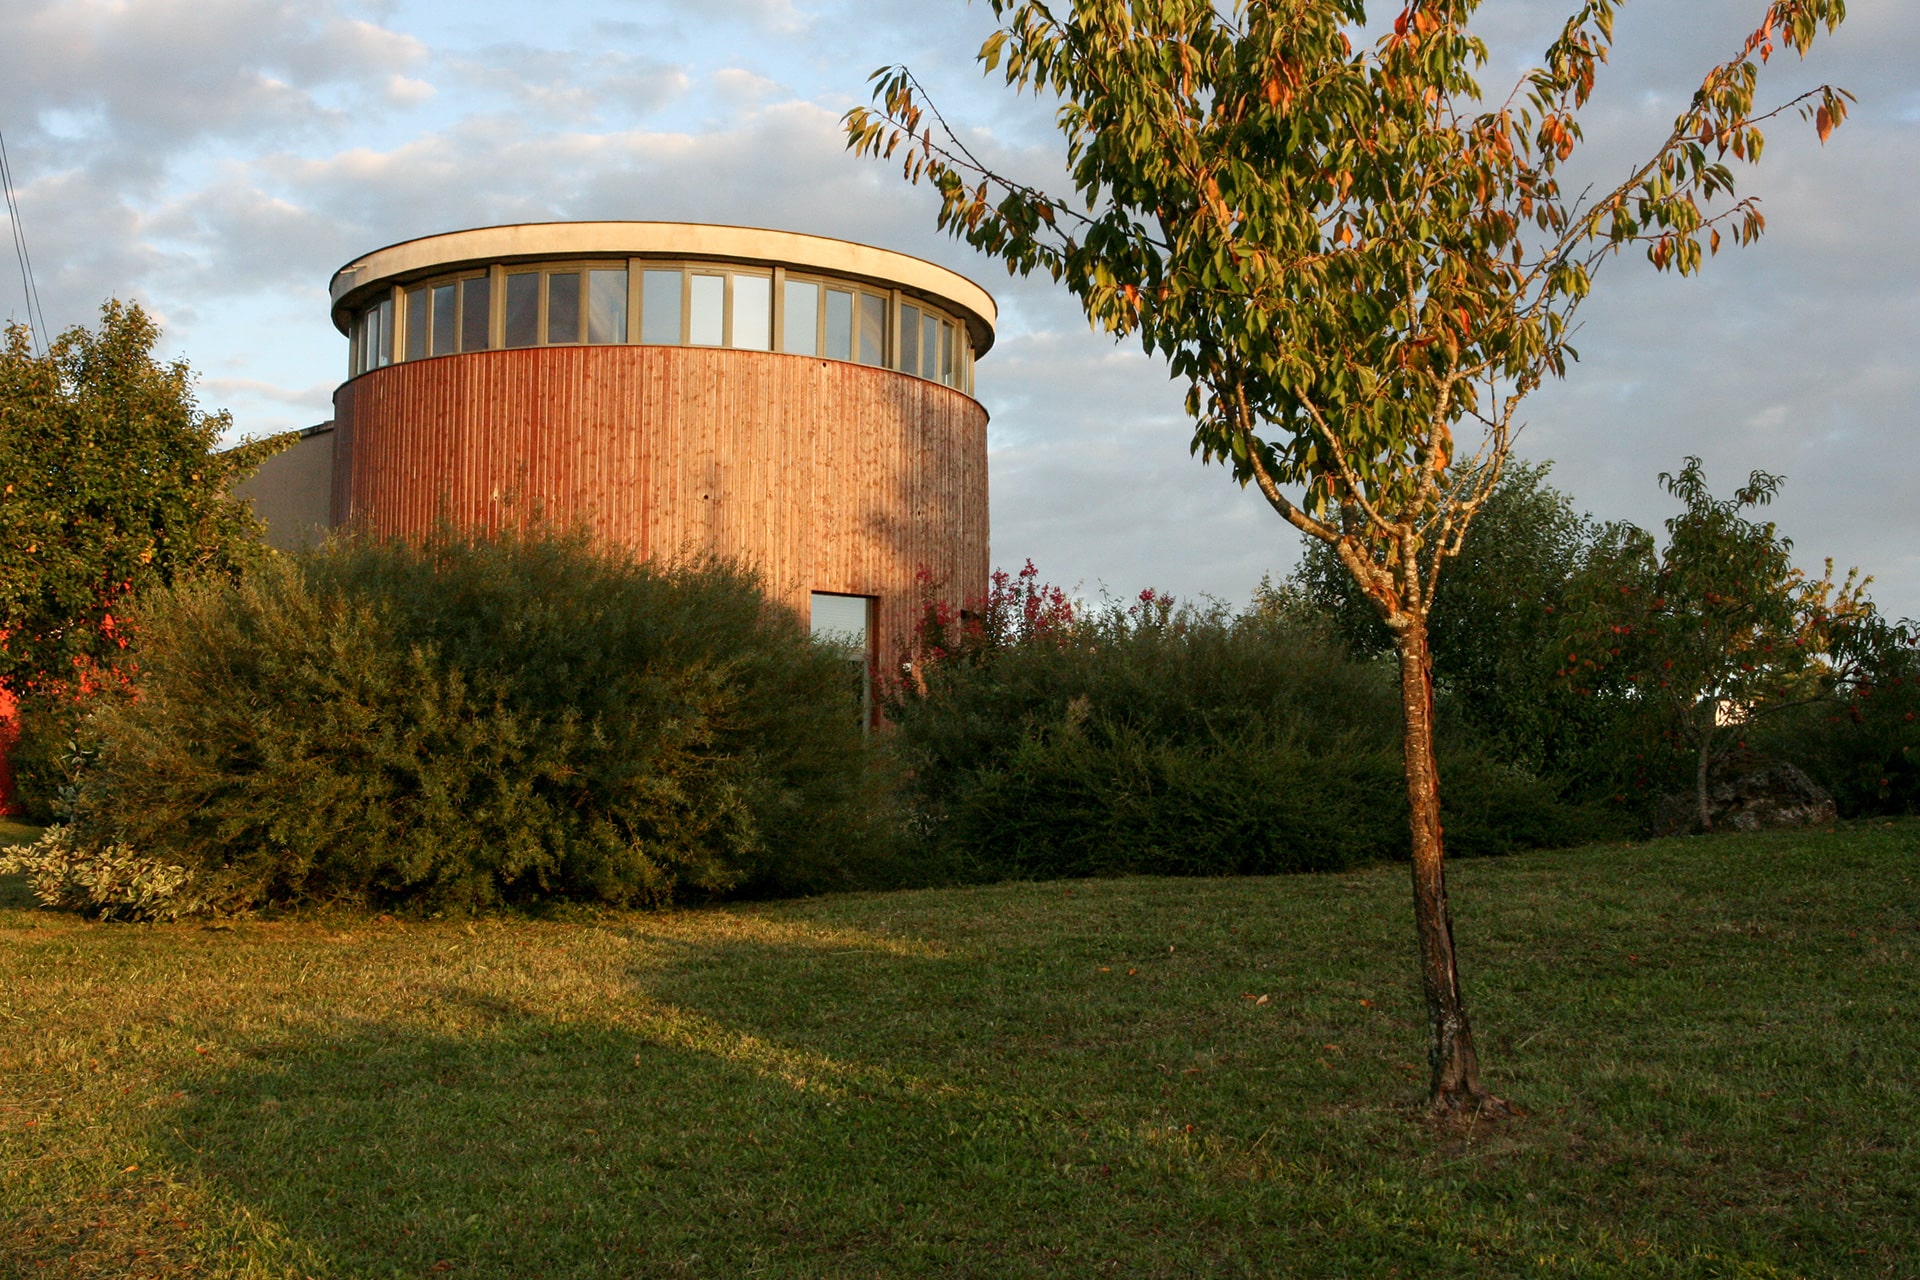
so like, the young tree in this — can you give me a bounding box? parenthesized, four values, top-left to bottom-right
(846, 0, 1851, 1112)
(1560, 457, 1870, 832)
(0, 302, 282, 700)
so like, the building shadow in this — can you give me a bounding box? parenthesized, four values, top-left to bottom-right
(136, 916, 1417, 1278)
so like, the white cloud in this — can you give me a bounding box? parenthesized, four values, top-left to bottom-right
(446, 46, 688, 123)
(0, 0, 1912, 618)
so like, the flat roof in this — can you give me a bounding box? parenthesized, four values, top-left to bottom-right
(330, 221, 998, 354)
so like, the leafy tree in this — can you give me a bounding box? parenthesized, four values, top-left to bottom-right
(1291, 460, 1636, 777)
(1559, 457, 1870, 832)
(0, 302, 282, 699)
(1758, 609, 1920, 817)
(846, 0, 1850, 1112)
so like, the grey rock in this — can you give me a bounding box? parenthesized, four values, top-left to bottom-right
(1654, 755, 1838, 835)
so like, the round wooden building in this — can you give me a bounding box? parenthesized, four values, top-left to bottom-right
(307, 221, 994, 683)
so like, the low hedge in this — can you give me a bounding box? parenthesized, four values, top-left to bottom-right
(886, 596, 1622, 882)
(50, 527, 886, 914)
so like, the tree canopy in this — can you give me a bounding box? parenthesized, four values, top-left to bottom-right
(0, 302, 282, 698)
(1560, 456, 1871, 830)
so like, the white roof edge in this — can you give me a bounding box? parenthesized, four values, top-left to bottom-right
(329, 221, 998, 352)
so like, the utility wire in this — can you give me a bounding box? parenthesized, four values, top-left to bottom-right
(0, 125, 50, 357)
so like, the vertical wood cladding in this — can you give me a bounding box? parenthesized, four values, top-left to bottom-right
(330, 346, 989, 667)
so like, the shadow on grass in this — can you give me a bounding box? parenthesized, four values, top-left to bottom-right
(50, 828, 1901, 1277)
(1, 820, 46, 908)
(148, 932, 1496, 1280)
(0, 874, 34, 909)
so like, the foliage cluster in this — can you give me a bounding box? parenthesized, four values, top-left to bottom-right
(1754, 611, 1920, 816)
(46, 527, 885, 915)
(905, 559, 1076, 674)
(885, 578, 1617, 882)
(1289, 460, 1635, 787)
(1295, 459, 1916, 824)
(1559, 457, 1873, 828)
(0, 303, 282, 700)
(0, 824, 204, 922)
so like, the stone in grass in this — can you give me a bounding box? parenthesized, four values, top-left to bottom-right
(1655, 752, 1839, 836)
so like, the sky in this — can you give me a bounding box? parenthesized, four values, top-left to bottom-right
(2, 0, 1914, 618)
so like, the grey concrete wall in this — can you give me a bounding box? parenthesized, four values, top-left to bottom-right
(234, 425, 337, 551)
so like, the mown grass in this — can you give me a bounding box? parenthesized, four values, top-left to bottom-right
(0, 819, 42, 845)
(1, 822, 1915, 1278)
(0, 820, 44, 911)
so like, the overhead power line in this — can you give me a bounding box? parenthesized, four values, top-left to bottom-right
(0, 124, 50, 357)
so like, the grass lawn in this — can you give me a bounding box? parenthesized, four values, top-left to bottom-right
(0, 820, 45, 911)
(0, 818, 43, 845)
(1, 822, 1915, 1278)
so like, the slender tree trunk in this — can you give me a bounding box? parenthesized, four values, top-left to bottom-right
(1694, 713, 1717, 833)
(1394, 617, 1501, 1116)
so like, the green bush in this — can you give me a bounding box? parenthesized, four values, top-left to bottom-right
(1751, 621, 1920, 818)
(0, 825, 207, 922)
(1287, 461, 1648, 789)
(6, 691, 92, 824)
(886, 586, 1619, 882)
(60, 527, 886, 913)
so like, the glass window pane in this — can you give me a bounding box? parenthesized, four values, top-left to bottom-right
(545, 272, 581, 344)
(941, 321, 956, 384)
(810, 593, 870, 651)
(349, 313, 363, 376)
(375, 297, 394, 368)
(898, 303, 921, 375)
(588, 269, 627, 344)
(460, 276, 491, 352)
(811, 593, 872, 723)
(641, 270, 681, 345)
(922, 313, 940, 381)
(504, 272, 539, 349)
(857, 293, 887, 366)
(433, 284, 458, 356)
(732, 275, 771, 351)
(824, 289, 853, 361)
(405, 287, 428, 360)
(782, 279, 818, 355)
(688, 274, 724, 346)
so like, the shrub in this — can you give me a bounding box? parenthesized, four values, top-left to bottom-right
(1288, 461, 1645, 787)
(885, 580, 1619, 882)
(1751, 617, 1920, 817)
(59, 527, 886, 913)
(8, 690, 112, 824)
(0, 825, 207, 922)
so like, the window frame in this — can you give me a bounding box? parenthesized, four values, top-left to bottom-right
(351, 259, 982, 395)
